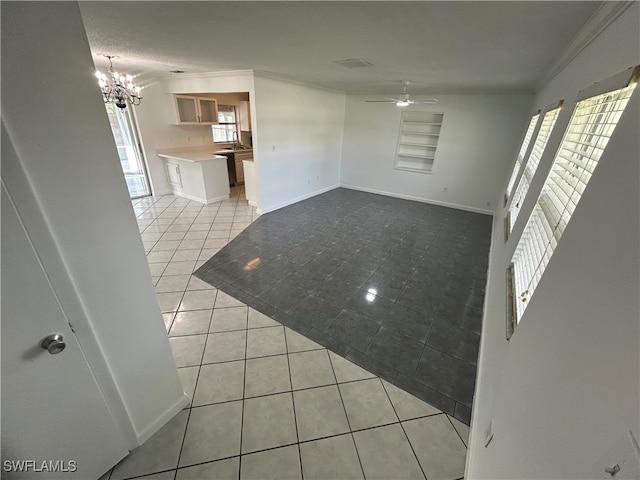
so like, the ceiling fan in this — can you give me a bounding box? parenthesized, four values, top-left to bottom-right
(365, 80, 437, 107)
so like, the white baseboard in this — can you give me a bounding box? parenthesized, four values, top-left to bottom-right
(340, 183, 494, 216)
(173, 191, 229, 205)
(248, 200, 258, 207)
(134, 393, 190, 447)
(258, 184, 340, 215)
(151, 188, 173, 197)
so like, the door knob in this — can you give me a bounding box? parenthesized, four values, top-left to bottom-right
(40, 333, 66, 354)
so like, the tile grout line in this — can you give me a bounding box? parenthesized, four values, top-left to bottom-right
(237, 300, 250, 479)
(283, 326, 305, 479)
(327, 349, 367, 480)
(172, 291, 217, 476)
(379, 378, 431, 480)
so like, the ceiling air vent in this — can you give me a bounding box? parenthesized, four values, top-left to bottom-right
(332, 58, 373, 69)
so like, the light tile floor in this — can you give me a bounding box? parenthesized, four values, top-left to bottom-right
(102, 188, 469, 480)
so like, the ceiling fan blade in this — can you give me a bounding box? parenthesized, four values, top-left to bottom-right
(412, 99, 439, 104)
(365, 96, 402, 103)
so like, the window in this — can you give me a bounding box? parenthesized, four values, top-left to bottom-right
(212, 105, 238, 143)
(504, 112, 540, 203)
(105, 103, 151, 198)
(507, 67, 638, 337)
(394, 111, 443, 173)
(507, 103, 562, 234)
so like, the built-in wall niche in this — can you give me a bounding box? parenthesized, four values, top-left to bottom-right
(394, 111, 444, 174)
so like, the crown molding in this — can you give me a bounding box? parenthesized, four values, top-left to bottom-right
(252, 70, 345, 94)
(536, 1, 635, 91)
(136, 69, 255, 88)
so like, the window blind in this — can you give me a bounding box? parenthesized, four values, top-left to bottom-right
(509, 106, 562, 231)
(509, 78, 637, 325)
(505, 113, 540, 199)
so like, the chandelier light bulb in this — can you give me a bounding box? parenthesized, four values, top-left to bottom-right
(96, 55, 142, 109)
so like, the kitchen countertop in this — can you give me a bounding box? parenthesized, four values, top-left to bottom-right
(213, 149, 254, 155)
(157, 150, 228, 163)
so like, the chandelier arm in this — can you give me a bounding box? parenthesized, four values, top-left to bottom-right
(96, 55, 142, 109)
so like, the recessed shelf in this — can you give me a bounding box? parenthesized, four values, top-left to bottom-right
(395, 111, 443, 173)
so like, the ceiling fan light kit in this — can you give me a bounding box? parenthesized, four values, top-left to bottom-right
(365, 80, 437, 107)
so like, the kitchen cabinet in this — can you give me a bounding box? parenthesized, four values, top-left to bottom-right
(237, 101, 251, 131)
(174, 95, 218, 125)
(233, 151, 253, 185)
(157, 150, 230, 204)
(243, 160, 257, 207)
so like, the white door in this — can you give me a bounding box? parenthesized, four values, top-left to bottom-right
(1, 185, 128, 479)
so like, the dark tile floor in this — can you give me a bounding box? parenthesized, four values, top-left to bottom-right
(195, 188, 491, 424)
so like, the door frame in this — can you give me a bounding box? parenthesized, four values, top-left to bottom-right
(1, 124, 138, 448)
(106, 103, 153, 199)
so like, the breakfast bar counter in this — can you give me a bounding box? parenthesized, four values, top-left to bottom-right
(157, 149, 230, 204)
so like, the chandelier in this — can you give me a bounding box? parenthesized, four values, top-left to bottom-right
(95, 55, 142, 109)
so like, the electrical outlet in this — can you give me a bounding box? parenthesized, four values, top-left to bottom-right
(443, 187, 448, 193)
(317, 175, 320, 182)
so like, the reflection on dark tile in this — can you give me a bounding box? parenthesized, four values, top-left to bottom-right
(194, 188, 490, 425)
(363, 273, 407, 302)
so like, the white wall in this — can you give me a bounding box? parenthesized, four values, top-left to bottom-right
(1, 2, 186, 447)
(252, 74, 346, 213)
(467, 4, 640, 478)
(340, 94, 533, 214)
(134, 71, 255, 195)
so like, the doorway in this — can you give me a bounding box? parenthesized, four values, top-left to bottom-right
(105, 103, 151, 198)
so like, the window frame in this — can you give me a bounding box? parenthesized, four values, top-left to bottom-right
(506, 101, 563, 238)
(506, 65, 639, 338)
(212, 105, 239, 143)
(504, 111, 541, 206)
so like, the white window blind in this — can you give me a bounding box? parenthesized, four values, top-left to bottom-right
(508, 75, 637, 329)
(508, 106, 562, 231)
(505, 113, 540, 199)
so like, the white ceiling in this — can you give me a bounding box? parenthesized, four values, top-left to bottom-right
(80, 1, 602, 95)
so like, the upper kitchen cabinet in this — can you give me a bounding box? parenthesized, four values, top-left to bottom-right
(174, 95, 218, 125)
(237, 101, 251, 131)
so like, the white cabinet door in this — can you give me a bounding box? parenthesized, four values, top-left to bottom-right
(198, 98, 218, 124)
(174, 95, 199, 124)
(166, 162, 183, 187)
(1, 186, 128, 479)
(174, 96, 218, 125)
